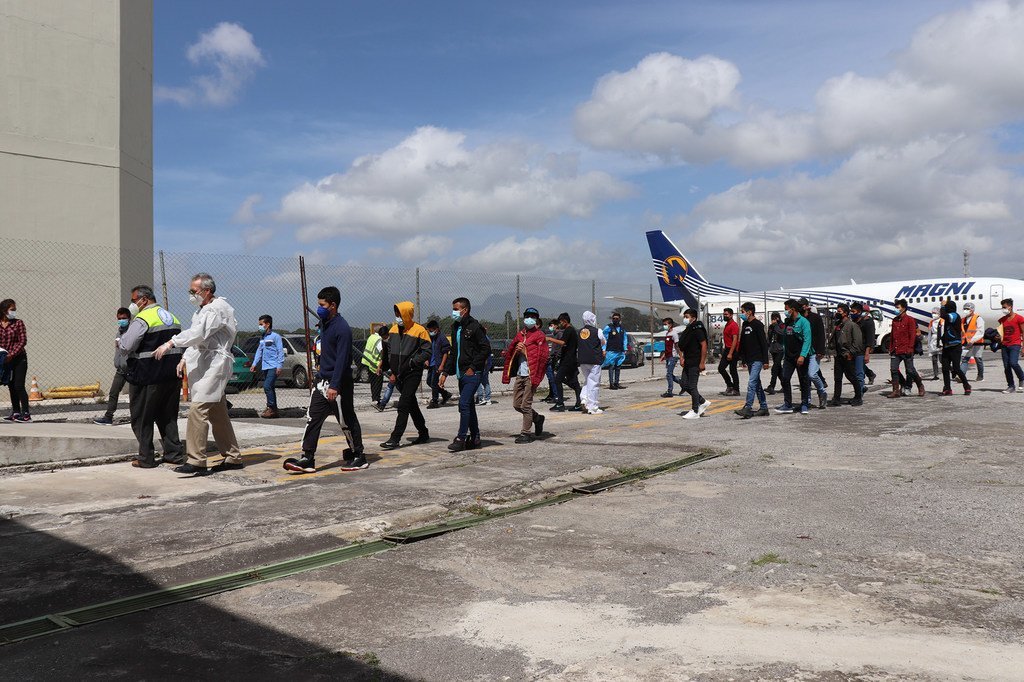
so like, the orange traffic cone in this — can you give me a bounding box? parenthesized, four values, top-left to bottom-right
(29, 377, 43, 401)
(968, 357, 976, 365)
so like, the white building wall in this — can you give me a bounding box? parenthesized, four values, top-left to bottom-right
(0, 0, 153, 395)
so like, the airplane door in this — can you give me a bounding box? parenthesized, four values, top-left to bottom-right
(991, 284, 1004, 310)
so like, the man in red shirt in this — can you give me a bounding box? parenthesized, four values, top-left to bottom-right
(888, 298, 924, 397)
(998, 298, 1024, 393)
(660, 317, 684, 398)
(718, 308, 741, 396)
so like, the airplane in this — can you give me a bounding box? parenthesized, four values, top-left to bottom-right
(607, 230, 1024, 352)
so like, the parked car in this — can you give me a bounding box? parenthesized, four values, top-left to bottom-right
(227, 345, 257, 390)
(623, 336, 645, 368)
(489, 338, 511, 372)
(240, 334, 312, 389)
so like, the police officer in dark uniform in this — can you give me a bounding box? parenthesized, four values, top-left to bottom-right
(119, 285, 186, 468)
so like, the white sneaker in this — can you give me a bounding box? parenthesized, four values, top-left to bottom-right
(1003, 387, 1016, 394)
(682, 410, 700, 419)
(698, 400, 711, 415)
(589, 408, 604, 415)
(1018, 387, 1024, 393)
(478, 400, 491, 406)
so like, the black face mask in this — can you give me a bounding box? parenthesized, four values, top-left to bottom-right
(612, 319, 620, 326)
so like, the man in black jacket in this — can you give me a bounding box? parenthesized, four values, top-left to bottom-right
(548, 312, 583, 412)
(851, 302, 876, 390)
(379, 301, 432, 451)
(734, 302, 769, 419)
(440, 297, 491, 451)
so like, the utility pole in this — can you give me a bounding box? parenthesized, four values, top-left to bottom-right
(963, 250, 970, 278)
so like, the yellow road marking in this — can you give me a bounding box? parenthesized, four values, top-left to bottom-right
(703, 401, 745, 415)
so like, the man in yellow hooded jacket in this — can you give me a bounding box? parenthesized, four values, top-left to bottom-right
(379, 301, 433, 449)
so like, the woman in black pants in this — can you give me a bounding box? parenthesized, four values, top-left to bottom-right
(765, 312, 785, 394)
(0, 299, 31, 422)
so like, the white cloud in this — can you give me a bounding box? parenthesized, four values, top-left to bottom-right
(574, 0, 1024, 166)
(395, 234, 453, 262)
(457, 235, 612, 278)
(277, 126, 634, 241)
(675, 134, 1024, 283)
(242, 226, 273, 251)
(232, 193, 263, 223)
(155, 22, 266, 108)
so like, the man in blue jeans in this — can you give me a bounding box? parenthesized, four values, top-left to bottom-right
(251, 314, 284, 418)
(439, 297, 491, 452)
(660, 317, 684, 397)
(734, 302, 770, 418)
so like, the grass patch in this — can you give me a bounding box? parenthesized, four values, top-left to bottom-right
(461, 504, 493, 517)
(751, 552, 788, 567)
(976, 587, 1002, 595)
(615, 465, 647, 476)
(759, 454, 775, 462)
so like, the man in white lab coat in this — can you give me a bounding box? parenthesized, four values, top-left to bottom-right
(154, 273, 242, 475)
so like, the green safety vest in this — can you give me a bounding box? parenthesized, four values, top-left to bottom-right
(362, 333, 381, 370)
(126, 306, 183, 385)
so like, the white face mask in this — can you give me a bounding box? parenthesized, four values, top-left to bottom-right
(524, 317, 537, 328)
(1004, 308, 1013, 316)
(189, 293, 202, 307)
(128, 302, 141, 317)
(5, 310, 16, 320)
(395, 316, 404, 326)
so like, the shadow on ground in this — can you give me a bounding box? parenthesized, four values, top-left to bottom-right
(0, 518, 407, 680)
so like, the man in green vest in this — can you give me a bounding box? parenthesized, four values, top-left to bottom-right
(119, 285, 186, 469)
(362, 325, 386, 404)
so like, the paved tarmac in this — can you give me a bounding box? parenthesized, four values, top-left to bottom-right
(1, 363, 1022, 680)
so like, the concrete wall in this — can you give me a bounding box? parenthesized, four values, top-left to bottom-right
(0, 0, 153, 395)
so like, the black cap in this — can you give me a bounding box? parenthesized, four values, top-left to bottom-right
(524, 307, 539, 318)
(798, 297, 810, 307)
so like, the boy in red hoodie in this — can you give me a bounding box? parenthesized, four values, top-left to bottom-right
(502, 307, 550, 443)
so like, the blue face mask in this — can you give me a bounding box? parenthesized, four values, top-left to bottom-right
(524, 317, 537, 327)
(117, 319, 130, 331)
(316, 305, 330, 321)
(451, 310, 461, 321)
(738, 313, 747, 322)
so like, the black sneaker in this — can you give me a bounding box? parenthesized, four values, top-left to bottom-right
(341, 456, 368, 471)
(734, 407, 753, 419)
(827, 399, 842, 407)
(283, 456, 316, 474)
(373, 402, 385, 412)
(342, 448, 355, 465)
(215, 461, 245, 471)
(441, 391, 453, 405)
(569, 403, 583, 412)
(765, 388, 776, 395)
(469, 435, 482, 450)
(93, 416, 113, 425)
(426, 401, 440, 410)
(3, 413, 19, 422)
(410, 432, 430, 445)
(173, 463, 212, 476)
(817, 392, 828, 409)
(849, 398, 863, 406)
(17, 414, 31, 423)
(379, 439, 401, 450)
(550, 403, 565, 412)
(660, 392, 674, 398)
(755, 407, 770, 417)
(448, 437, 467, 452)
(515, 433, 534, 444)
(533, 413, 545, 437)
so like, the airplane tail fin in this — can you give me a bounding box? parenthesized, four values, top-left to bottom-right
(646, 230, 726, 309)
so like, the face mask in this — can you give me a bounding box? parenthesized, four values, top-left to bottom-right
(429, 331, 437, 337)
(5, 311, 16, 320)
(738, 313, 747, 322)
(316, 305, 330, 321)
(612, 319, 620, 326)
(661, 324, 668, 331)
(395, 316, 405, 327)
(451, 310, 461, 321)
(118, 319, 130, 331)
(548, 327, 555, 333)
(189, 293, 202, 307)
(682, 319, 692, 327)
(851, 312, 861, 320)
(1004, 308, 1013, 315)
(524, 317, 537, 328)
(128, 302, 140, 317)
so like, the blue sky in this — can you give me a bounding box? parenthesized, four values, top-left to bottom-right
(153, 0, 1024, 290)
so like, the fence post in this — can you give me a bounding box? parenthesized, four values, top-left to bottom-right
(299, 256, 314, 391)
(591, 280, 596, 313)
(159, 250, 169, 309)
(415, 268, 421, 324)
(649, 283, 655, 377)
(516, 275, 521, 325)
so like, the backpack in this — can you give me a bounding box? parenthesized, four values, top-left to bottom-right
(941, 313, 962, 346)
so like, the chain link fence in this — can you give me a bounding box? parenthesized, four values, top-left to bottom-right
(2, 238, 660, 413)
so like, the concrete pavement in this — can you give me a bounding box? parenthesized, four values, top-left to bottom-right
(2, 364, 1022, 679)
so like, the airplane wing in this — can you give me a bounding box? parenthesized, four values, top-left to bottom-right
(603, 295, 683, 317)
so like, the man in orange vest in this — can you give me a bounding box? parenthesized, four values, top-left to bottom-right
(959, 301, 985, 382)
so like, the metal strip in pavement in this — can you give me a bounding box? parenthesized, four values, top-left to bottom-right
(0, 453, 724, 646)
